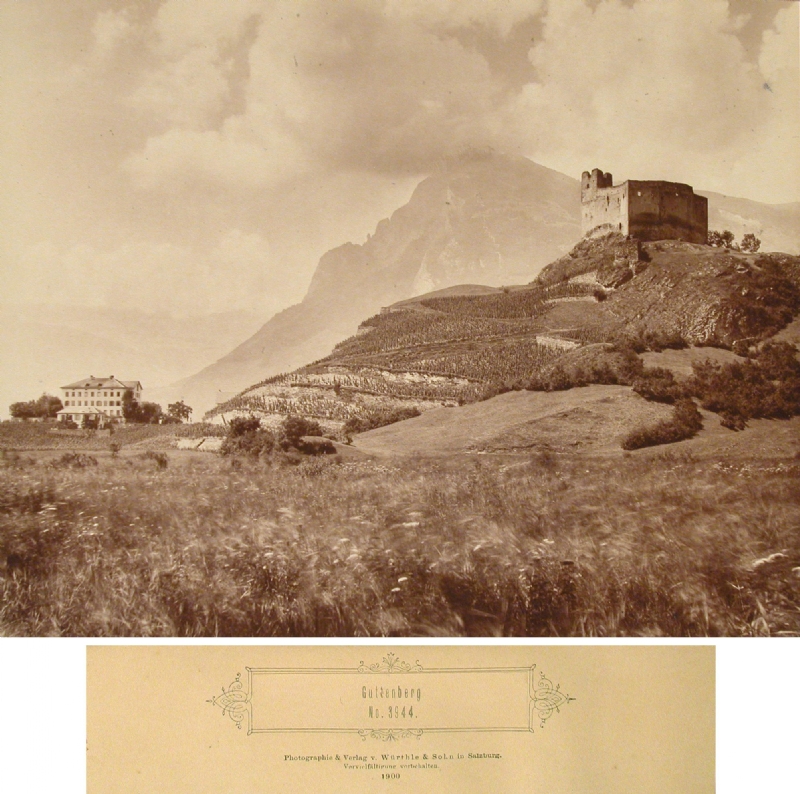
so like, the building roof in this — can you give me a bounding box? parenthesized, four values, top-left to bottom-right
(61, 376, 141, 390)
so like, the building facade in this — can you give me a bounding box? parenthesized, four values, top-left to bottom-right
(581, 168, 708, 244)
(57, 376, 142, 426)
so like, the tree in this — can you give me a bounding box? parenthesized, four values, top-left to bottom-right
(9, 393, 62, 420)
(280, 415, 323, 448)
(167, 400, 192, 423)
(9, 401, 39, 420)
(122, 389, 163, 423)
(35, 394, 63, 418)
(740, 233, 761, 253)
(707, 229, 736, 248)
(137, 401, 163, 424)
(122, 389, 138, 421)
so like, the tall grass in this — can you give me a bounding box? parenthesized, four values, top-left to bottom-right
(0, 452, 797, 637)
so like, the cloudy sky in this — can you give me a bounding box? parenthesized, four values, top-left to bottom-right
(2, 0, 798, 320)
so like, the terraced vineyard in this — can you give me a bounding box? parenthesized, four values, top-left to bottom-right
(209, 367, 486, 432)
(207, 280, 594, 429)
(333, 311, 544, 356)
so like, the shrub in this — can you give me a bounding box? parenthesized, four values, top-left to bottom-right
(296, 437, 336, 456)
(621, 398, 703, 450)
(740, 233, 761, 253)
(343, 406, 421, 435)
(690, 342, 800, 423)
(708, 229, 736, 248)
(280, 415, 323, 448)
(221, 428, 276, 458)
(720, 411, 747, 431)
(49, 452, 98, 469)
(632, 367, 686, 404)
(144, 451, 168, 470)
(228, 416, 262, 437)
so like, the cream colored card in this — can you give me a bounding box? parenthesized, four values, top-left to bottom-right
(88, 645, 714, 793)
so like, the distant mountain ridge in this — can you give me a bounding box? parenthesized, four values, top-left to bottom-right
(179, 153, 800, 413)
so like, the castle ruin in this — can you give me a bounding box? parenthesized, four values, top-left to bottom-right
(581, 168, 708, 244)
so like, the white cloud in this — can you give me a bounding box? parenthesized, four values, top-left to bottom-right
(128, 47, 234, 128)
(91, 9, 134, 60)
(515, 0, 770, 182)
(743, 5, 800, 200)
(383, 0, 544, 36)
(123, 118, 305, 190)
(152, 0, 261, 55)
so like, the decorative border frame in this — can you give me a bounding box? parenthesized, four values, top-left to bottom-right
(208, 653, 573, 739)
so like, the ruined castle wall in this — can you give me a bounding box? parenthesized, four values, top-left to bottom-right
(581, 183, 628, 237)
(626, 181, 708, 244)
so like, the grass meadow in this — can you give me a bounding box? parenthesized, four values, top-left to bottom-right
(1, 449, 797, 637)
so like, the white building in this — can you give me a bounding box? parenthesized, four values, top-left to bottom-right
(57, 376, 142, 426)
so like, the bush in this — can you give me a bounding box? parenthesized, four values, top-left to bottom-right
(740, 233, 761, 253)
(280, 415, 323, 447)
(708, 229, 736, 248)
(221, 414, 334, 458)
(49, 452, 98, 469)
(343, 406, 421, 435)
(621, 398, 703, 450)
(143, 451, 168, 470)
(525, 345, 643, 392)
(227, 416, 262, 437)
(720, 411, 747, 431)
(690, 342, 800, 423)
(632, 367, 686, 404)
(221, 428, 276, 458)
(296, 437, 336, 455)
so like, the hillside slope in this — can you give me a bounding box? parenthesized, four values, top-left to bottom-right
(352, 386, 673, 456)
(207, 237, 800, 443)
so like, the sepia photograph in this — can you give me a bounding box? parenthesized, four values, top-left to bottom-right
(2, 0, 799, 638)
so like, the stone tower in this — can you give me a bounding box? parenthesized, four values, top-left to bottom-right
(580, 168, 708, 244)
